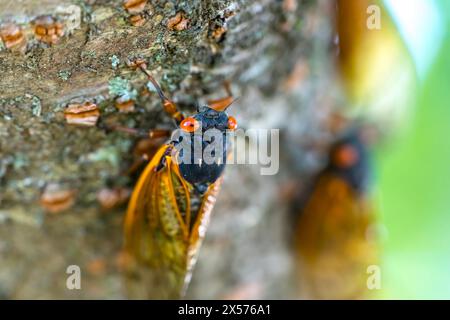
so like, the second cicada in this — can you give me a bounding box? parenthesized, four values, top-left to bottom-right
(294, 130, 379, 299)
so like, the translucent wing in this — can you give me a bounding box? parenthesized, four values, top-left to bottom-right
(184, 178, 222, 292)
(123, 144, 222, 299)
(295, 173, 378, 299)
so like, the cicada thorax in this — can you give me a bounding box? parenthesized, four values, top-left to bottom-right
(123, 144, 222, 299)
(295, 132, 379, 299)
(176, 132, 228, 190)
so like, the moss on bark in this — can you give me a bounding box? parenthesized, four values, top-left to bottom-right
(0, 0, 340, 298)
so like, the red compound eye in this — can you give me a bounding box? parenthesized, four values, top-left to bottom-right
(227, 116, 237, 130)
(333, 144, 359, 168)
(180, 117, 200, 133)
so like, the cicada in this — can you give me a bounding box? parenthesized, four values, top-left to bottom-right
(295, 130, 379, 299)
(122, 61, 237, 298)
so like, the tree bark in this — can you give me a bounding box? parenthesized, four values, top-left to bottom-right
(0, 0, 338, 298)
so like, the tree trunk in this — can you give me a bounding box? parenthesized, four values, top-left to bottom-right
(0, 0, 338, 299)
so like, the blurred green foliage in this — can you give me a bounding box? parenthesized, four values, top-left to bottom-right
(377, 1, 450, 299)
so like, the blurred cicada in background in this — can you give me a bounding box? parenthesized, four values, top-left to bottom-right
(122, 61, 237, 299)
(295, 129, 379, 299)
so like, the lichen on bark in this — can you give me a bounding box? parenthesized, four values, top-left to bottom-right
(0, 0, 339, 298)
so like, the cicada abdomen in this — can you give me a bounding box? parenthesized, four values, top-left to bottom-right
(295, 131, 379, 299)
(123, 144, 222, 298)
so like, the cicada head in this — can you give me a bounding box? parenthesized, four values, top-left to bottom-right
(179, 106, 237, 135)
(177, 106, 236, 191)
(327, 130, 371, 193)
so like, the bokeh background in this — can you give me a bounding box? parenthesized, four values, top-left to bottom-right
(0, 0, 449, 299)
(375, 0, 450, 299)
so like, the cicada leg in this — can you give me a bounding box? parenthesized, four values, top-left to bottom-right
(99, 122, 171, 139)
(154, 144, 175, 172)
(127, 137, 168, 176)
(97, 119, 172, 175)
